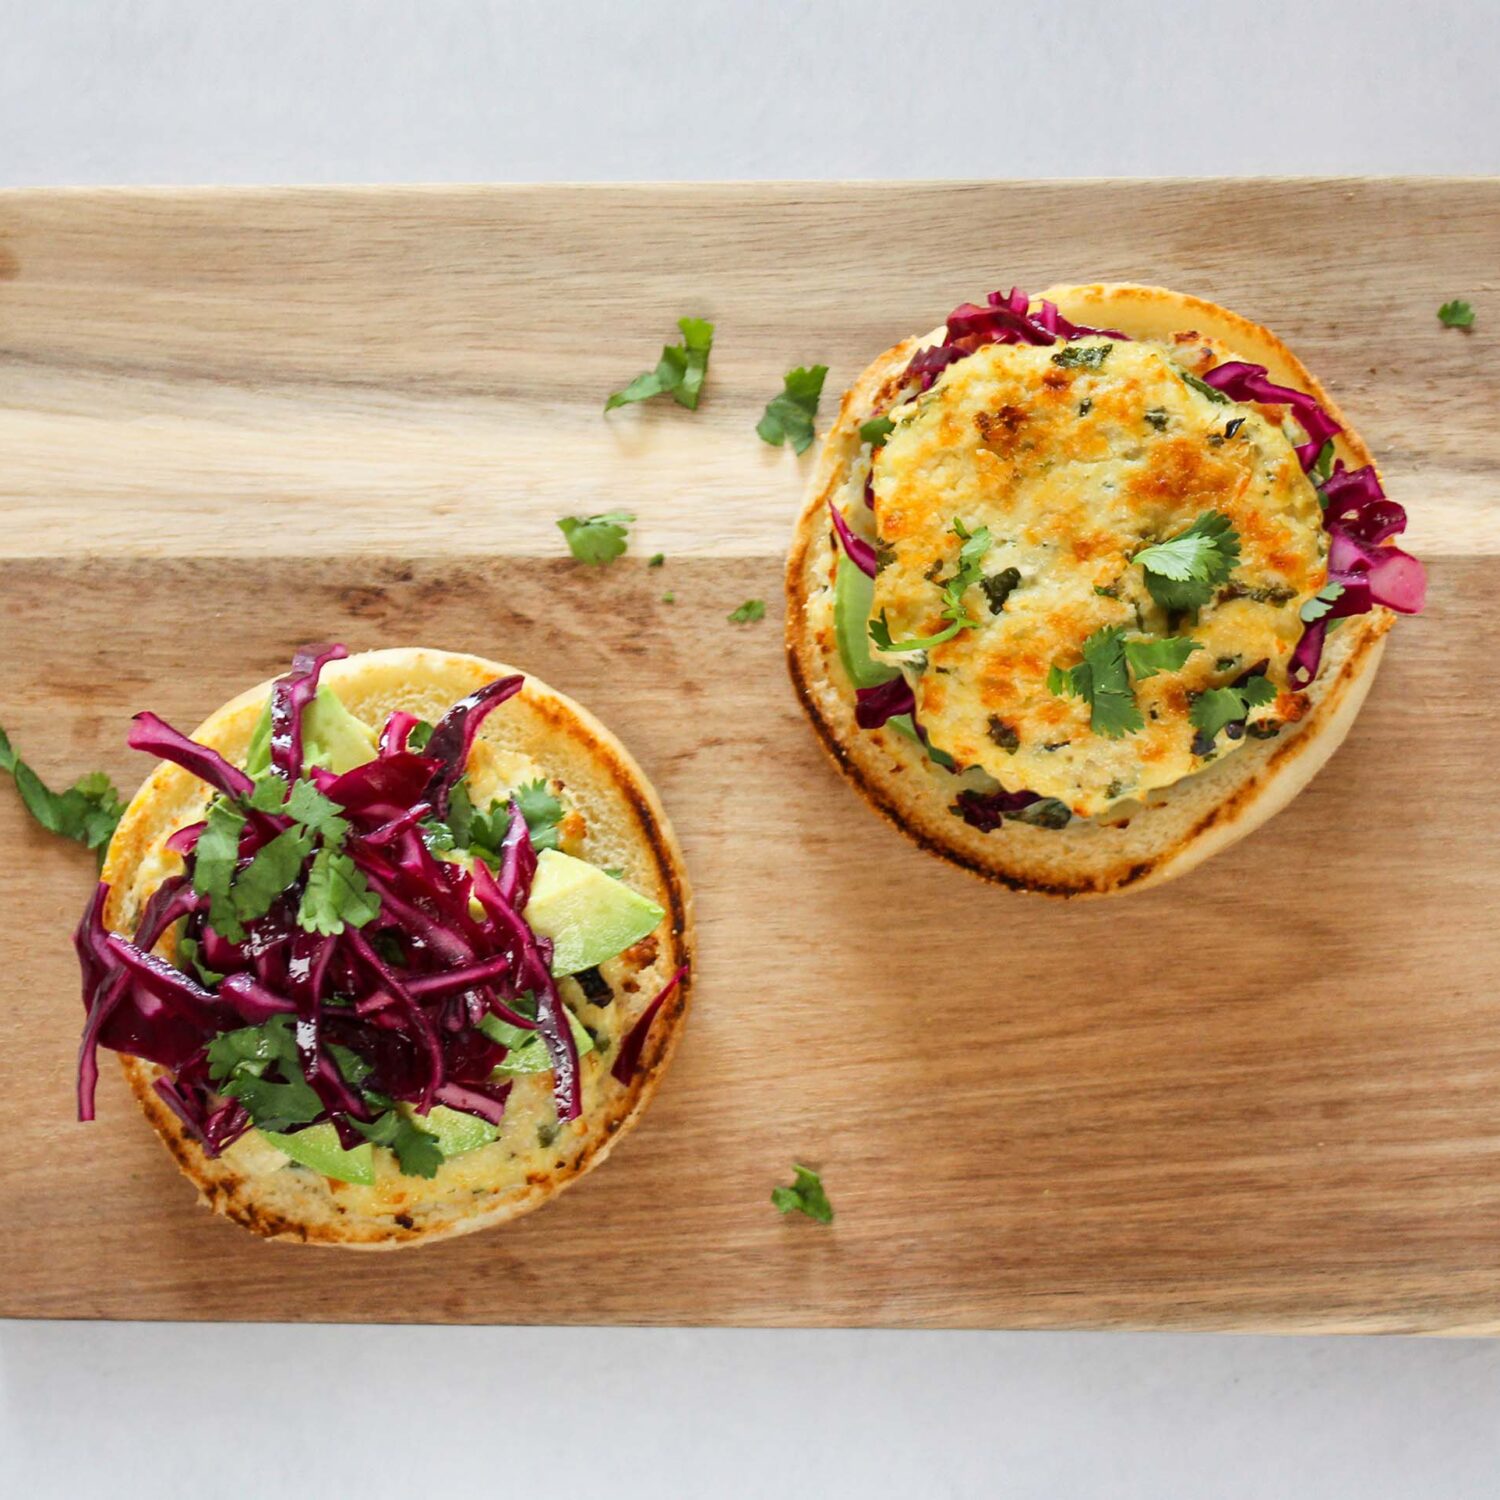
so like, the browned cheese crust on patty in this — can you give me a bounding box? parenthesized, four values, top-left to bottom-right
(869, 338, 1328, 817)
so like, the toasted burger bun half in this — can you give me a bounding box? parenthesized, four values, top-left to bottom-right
(103, 648, 693, 1248)
(786, 284, 1391, 897)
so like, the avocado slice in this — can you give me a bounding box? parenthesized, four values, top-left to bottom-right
(243, 685, 377, 778)
(401, 1102, 498, 1156)
(523, 849, 664, 977)
(261, 1121, 375, 1185)
(834, 554, 898, 690)
(487, 1007, 596, 1076)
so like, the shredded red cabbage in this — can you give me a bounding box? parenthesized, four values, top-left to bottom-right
(127, 713, 254, 801)
(76, 646, 602, 1164)
(854, 676, 915, 729)
(950, 787, 1041, 832)
(829, 500, 879, 578)
(611, 965, 686, 1085)
(1200, 360, 1343, 470)
(422, 675, 524, 818)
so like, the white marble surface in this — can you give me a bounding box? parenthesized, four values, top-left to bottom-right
(2, 2, 1499, 1495)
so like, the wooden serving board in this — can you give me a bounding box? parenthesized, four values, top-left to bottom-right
(1, 182, 1497, 1332)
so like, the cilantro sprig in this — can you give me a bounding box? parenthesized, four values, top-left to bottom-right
(605, 317, 714, 412)
(0, 726, 125, 867)
(869, 519, 991, 654)
(354, 1110, 444, 1178)
(772, 1163, 834, 1224)
(427, 775, 565, 866)
(728, 598, 766, 624)
(1134, 511, 1241, 613)
(207, 1016, 325, 1133)
(193, 772, 378, 943)
(757, 365, 828, 455)
(299, 847, 380, 935)
(1438, 299, 1475, 330)
(1048, 628, 1201, 739)
(557, 511, 634, 566)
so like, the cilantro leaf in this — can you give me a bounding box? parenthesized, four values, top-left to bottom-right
(1051, 342, 1112, 369)
(859, 415, 895, 445)
(231, 824, 314, 927)
(406, 720, 435, 752)
(513, 778, 564, 852)
(1438, 299, 1475, 330)
(298, 846, 380, 935)
(605, 317, 714, 412)
(757, 365, 829, 455)
(430, 777, 563, 864)
(1299, 581, 1345, 623)
(0, 725, 126, 867)
(771, 1163, 834, 1224)
(327, 1042, 373, 1087)
(286, 778, 348, 844)
(728, 598, 766, 624)
(648, 552, 665, 568)
(354, 1110, 444, 1179)
(246, 774, 289, 813)
(1190, 675, 1278, 747)
(869, 611, 964, 654)
(1047, 626, 1144, 739)
(869, 518, 990, 654)
(1123, 636, 1201, 681)
(193, 799, 249, 942)
(558, 510, 635, 566)
(207, 1016, 323, 1132)
(1134, 511, 1241, 612)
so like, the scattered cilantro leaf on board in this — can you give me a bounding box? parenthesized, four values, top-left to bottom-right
(772, 1163, 834, 1224)
(1438, 299, 1475, 329)
(0, 726, 126, 867)
(605, 317, 714, 411)
(728, 598, 766, 624)
(558, 510, 635, 565)
(757, 365, 829, 455)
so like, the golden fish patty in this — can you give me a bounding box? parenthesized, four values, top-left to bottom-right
(869, 338, 1327, 817)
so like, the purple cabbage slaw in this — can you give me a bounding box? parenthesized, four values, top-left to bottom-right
(827, 285, 1429, 727)
(76, 647, 591, 1164)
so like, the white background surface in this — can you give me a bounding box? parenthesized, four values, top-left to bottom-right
(2, 2, 1498, 1496)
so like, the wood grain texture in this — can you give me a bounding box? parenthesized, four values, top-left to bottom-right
(0, 181, 1497, 1331)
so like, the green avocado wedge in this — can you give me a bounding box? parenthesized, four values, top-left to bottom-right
(244, 685, 378, 779)
(264, 1104, 500, 1184)
(402, 1103, 498, 1156)
(833, 555, 899, 691)
(262, 1121, 376, 1185)
(523, 849, 664, 977)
